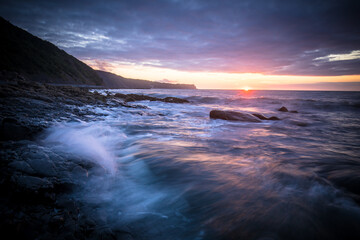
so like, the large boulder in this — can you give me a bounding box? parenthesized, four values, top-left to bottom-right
(209, 110, 261, 122)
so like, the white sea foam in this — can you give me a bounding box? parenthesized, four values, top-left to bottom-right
(41, 121, 187, 226)
(42, 122, 125, 175)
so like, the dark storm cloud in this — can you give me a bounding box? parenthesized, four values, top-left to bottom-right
(1, 0, 360, 75)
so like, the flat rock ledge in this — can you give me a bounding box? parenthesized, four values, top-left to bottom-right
(210, 110, 280, 122)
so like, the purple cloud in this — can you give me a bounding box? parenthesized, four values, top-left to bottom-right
(1, 0, 359, 75)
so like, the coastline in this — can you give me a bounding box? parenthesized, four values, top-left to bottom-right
(0, 78, 190, 239)
(1, 78, 360, 239)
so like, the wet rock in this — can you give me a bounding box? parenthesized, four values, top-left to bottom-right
(12, 175, 53, 191)
(0, 118, 31, 140)
(252, 113, 279, 120)
(54, 173, 78, 193)
(89, 227, 117, 240)
(114, 231, 134, 240)
(289, 120, 308, 127)
(22, 149, 57, 177)
(8, 161, 36, 174)
(163, 97, 189, 103)
(92, 91, 107, 102)
(11, 219, 42, 240)
(114, 93, 127, 99)
(252, 113, 268, 120)
(113, 93, 189, 104)
(210, 110, 261, 122)
(55, 198, 79, 215)
(72, 165, 88, 177)
(79, 218, 96, 238)
(62, 165, 88, 186)
(278, 106, 298, 113)
(49, 215, 65, 230)
(278, 106, 288, 112)
(62, 217, 78, 238)
(127, 94, 158, 102)
(268, 116, 280, 120)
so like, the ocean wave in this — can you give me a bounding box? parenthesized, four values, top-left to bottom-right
(35, 89, 360, 239)
(184, 94, 360, 113)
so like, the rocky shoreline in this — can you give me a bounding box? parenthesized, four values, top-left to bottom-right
(2, 79, 360, 240)
(0, 78, 190, 240)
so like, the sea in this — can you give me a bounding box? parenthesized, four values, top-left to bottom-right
(42, 89, 360, 240)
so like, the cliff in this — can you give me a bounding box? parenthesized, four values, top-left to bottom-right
(0, 17, 103, 85)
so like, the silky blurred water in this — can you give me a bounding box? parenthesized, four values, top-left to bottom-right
(43, 90, 360, 240)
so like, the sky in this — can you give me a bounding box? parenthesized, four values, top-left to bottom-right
(1, 0, 360, 90)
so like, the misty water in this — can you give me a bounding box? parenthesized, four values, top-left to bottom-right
(41, 90, 360, 240)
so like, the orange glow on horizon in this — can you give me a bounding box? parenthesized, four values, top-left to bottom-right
(237, 88, 254, 98)
(83, 59, 360, 91)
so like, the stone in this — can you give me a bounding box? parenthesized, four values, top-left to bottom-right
(89, 227, 116, 240)
(290, 120, 308, 127)
(252, 113, 268, 120)
(210, 110, 261, 122)
(163, 97, 189, 103)
(8, 161, 36, 174)
(114, 93, 127, 99)
(13, 175, 53, 191)
(127, 94, 158, 102)
(0, 118, 31, 140)
(113, 93, 189, 104)
(71, 165, 88, 177)
(252, 114, 280, 121)
(278, 106, 288, 112)
(268, 116, 280, 120)
(23, 149, 57, 177)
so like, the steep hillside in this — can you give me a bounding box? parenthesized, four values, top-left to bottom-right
(0, 17, 196, 89)
(97, 70, 196, 89)
(0, 17, 103, 85)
